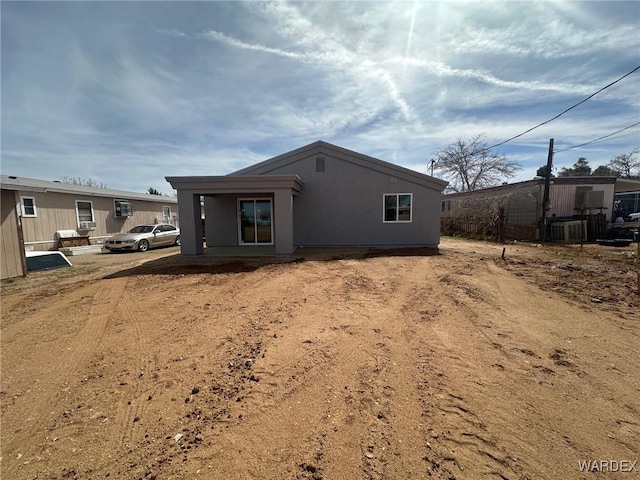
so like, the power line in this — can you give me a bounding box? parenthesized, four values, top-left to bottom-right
(553, 121, 640, 153)
(486, 65, 640, 151)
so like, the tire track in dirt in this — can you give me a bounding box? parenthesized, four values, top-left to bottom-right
(410, 249, 639, 479)
(248, 258, 435, 479)
(109, 299, 157, 454)
(4, 241, 637, 479)
(1, 277, 129, 478)
(403, 256, 530, 479)
(170, 259, 428, 479)
(85, 266, 318, 479)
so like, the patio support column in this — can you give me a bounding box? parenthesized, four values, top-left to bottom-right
(273, 189, 295, 255)
(177, 190, 203, 255)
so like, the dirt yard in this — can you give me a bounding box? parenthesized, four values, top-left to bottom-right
(1, 238, 638, 480)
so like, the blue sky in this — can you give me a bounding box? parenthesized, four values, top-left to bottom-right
(2, 1, 639, 194)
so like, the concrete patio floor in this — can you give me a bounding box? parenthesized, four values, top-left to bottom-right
(202, 245, 278, 257)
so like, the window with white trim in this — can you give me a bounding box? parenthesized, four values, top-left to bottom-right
(163, 206, 171, 221)
(75, 200, 94, 224)
(384, 193, 412, 223)
(21, 196, 37, 217)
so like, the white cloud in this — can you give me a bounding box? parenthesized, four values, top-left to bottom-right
(157, 28, 187, 38)
(201, 30, 306, 60)
(1, 1, 638, 193)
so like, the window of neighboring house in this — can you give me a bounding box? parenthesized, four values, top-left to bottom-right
(384, 193, 412, 222)
(21, 196, 37, 217)
(75, 200, 94, 225)
(114, 200, 132, 217)
(441, 200, 451, 212)
(163, 206, 171, 222)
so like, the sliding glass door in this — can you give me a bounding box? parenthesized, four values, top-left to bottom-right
(239, 199, 273, 245)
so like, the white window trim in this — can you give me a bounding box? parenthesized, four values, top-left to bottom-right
(20, 196, 37, 217)
(75, 200, 95, 227)
(383, 193, 413, 223)
(162, 205, 171, 221)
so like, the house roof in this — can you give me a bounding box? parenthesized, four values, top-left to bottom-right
(443, 176, 618, 199)
(0, 175, 177, 203)
(443, 179, 540, 199)
(232, 140, 449, 191)
(615, 177, 640, 193)
(165, 175, 303, 194)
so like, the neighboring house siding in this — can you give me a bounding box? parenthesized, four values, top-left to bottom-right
(226, 151, 442, 247)
(441, 177, 617, 241)
(1, 189, 26, 279)
(548, 183, 615, 221)
(18, 191, 176, 250)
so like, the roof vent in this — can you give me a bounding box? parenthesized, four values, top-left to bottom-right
(316, 157, 325, 173)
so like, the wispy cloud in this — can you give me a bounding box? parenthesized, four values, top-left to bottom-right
(157, 28, 186, 38)
(201, 30, 305, 60)
(201, 3, 418, 124)
(451, 18, 639, 59)
(381, 57, 593, 95)
(1, 1, 638, 193)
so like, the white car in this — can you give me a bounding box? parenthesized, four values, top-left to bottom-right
(104, 224, 180, 252)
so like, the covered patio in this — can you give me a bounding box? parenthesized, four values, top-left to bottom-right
(165, 175, 303, 256)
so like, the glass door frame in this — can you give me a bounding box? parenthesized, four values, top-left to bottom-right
(237, 197, 274, 246)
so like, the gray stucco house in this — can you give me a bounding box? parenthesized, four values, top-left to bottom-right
(166, 141, 448, 255)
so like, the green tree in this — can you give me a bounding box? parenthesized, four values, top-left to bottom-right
(147, 187, 161, 195)
(591, 165, 616, 177)
(535, 165, 555, 178)
(558, 157, 591, 177)
(433, 134, 521, 192)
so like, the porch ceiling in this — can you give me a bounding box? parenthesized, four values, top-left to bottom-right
(165, 175, 303, 194)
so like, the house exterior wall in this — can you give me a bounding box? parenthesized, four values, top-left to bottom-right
(205, 193, 275, 247)
(1, 189, 27, 279)
(237, 152, 442, 247)
(441, 177, 617, 241)
(547, 183, 615, 221)
(15, 190, 177, 251)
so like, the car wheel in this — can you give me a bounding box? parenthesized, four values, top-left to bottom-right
(138, 239, 150, 252)
(174, 235, 181, 246)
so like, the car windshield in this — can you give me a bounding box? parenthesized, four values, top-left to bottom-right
(128, 226, 154, 234)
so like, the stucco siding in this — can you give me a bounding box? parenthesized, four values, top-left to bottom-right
(1, 190, 26, 279)
(205, 194, 250, 246)
(243, 153, 442, 247)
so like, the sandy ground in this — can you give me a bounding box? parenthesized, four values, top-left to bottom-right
(1, 238, 638, 480)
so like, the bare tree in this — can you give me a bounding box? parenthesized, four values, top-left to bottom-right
(434, 135, 520, 192)
(59, 176, 108, 189)
(608, 149, 640, 178)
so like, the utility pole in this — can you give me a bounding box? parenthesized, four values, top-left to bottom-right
(429, 159, 436, 177)
(540, 138, 554, 244)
